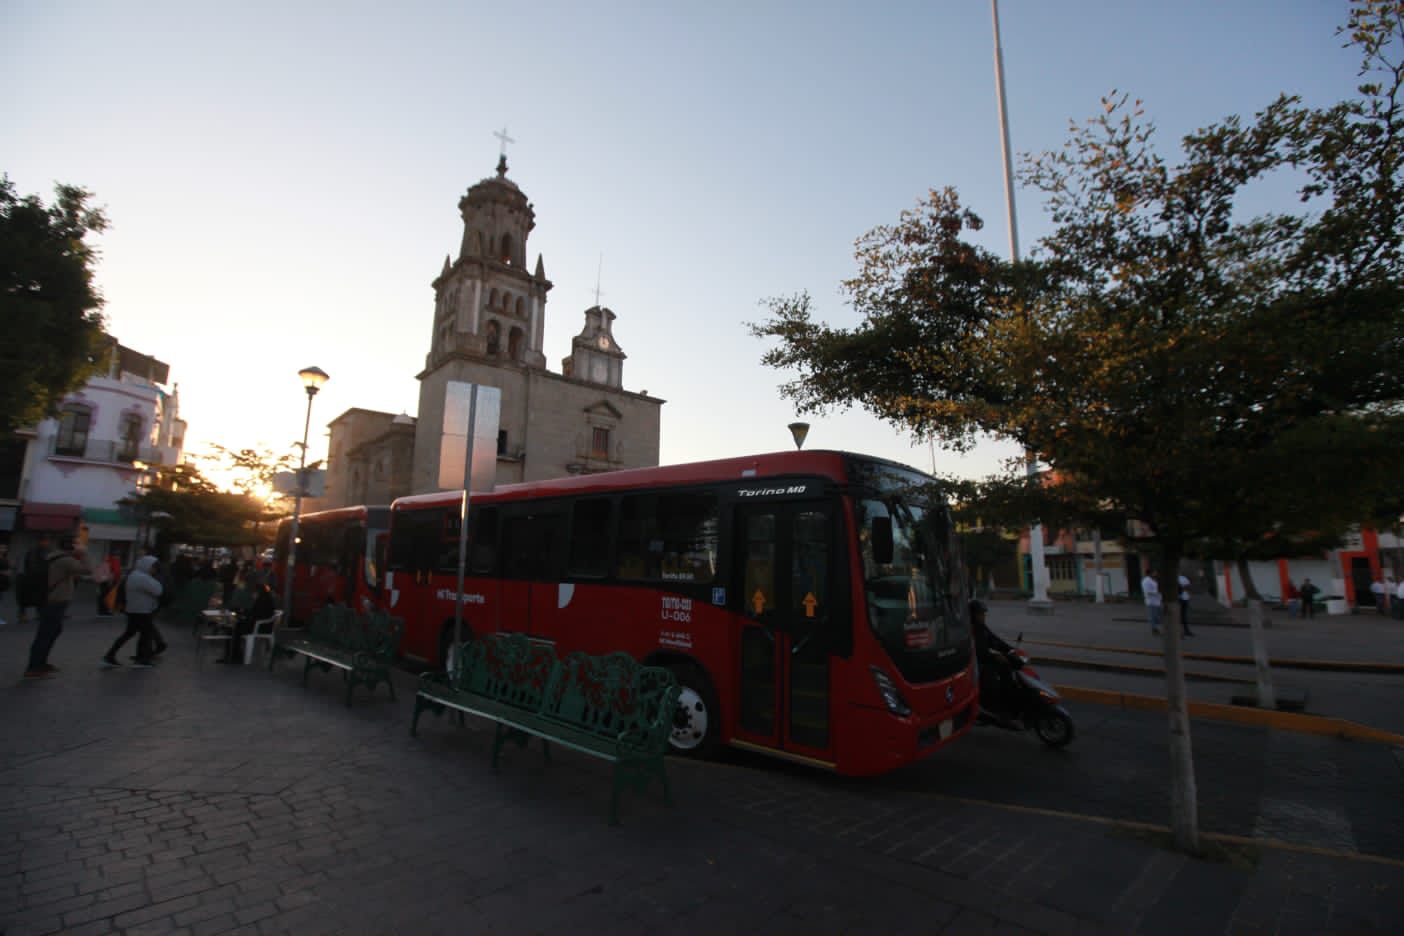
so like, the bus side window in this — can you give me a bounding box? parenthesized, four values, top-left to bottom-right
(437, 511, 462, 573)
(615, 495, 651, 580)
(567, 500, 611, 578)
(616, 493, 718, 582)
(502, 512, 564, 580)
(470, 507, 498, 574)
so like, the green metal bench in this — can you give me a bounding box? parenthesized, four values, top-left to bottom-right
(271, 605, 403, 706)
(412, 632, 679, 824)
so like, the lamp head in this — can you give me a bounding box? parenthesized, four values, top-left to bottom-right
(787, 421, 810, 451)
(298, 366, 330, 396)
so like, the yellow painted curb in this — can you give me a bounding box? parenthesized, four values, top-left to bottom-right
(1035, 654, 1254, 685)
(1028, 638, 1404, 674)
(1058, 685, 1404, 747)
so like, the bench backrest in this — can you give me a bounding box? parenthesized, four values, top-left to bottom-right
(309, 605, 402, 659)
(457, 632, 557, 711)
(542, 651, 679, 754)
(309, 605, 357, 644)
(358, 610, 404, 660)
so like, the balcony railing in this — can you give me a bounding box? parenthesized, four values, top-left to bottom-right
(47, 437, 166, 466)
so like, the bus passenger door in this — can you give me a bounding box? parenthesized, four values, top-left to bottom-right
(733, 501, 836, 761)
(500, 510, 565, 640)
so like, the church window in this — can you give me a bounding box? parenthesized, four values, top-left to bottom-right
(591, 426, 610, 458)
(500, 233, 513, 265)
(515, 297, 525, 319)
(508, 326, 524, 361)
(55, 403, 92, 456)
(485, 320, 500, 356)
(489, 288, 499, 311)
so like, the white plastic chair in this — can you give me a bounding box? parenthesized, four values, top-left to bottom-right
(243, 610, 283, 664)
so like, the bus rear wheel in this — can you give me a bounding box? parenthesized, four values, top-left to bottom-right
(669, 664, 720, 756)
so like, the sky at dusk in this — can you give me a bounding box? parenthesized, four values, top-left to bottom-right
(3, 1, 1362, 486)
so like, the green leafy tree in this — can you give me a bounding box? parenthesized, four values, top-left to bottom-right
(0, 175, 109, 433)
(201, 444, 297, 497)
(752, 5, 1403, 852)
(126, 462, 266, 552)
(197, 445, 296, 544)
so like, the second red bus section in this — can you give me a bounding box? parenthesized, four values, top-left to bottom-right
(381, 450, 976, 777)
(274, 505, 390, 626)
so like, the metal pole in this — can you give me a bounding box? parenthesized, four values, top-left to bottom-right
(992, 0, 1049, 609)
(282, 388, 314, 623)
(452, 385, 479, 654)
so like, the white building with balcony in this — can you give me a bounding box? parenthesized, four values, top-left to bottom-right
(11, 341, 186, 565)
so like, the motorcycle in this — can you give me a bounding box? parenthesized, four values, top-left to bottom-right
(976, 644, 1076, 748)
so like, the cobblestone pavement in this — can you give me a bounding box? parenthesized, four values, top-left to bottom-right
(2, 610, 1401, 934)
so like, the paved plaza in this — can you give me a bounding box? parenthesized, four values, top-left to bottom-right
(1, 596, 1401, 934)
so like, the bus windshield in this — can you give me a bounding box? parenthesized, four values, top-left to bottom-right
(856, 488, 970, 684)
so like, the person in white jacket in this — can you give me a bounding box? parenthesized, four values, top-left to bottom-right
(102, 555, 164, 668)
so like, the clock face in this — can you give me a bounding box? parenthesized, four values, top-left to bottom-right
(597, 336, 610, 350)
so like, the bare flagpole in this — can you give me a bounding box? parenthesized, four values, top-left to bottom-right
(991, 0, 1051, 611)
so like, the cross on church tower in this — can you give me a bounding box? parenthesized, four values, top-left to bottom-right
(593, 254, 606, 307)
(493, 126, 515, 177)
(494, 126, 515, 157)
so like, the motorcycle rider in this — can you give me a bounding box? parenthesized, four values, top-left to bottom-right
(971, 599, 1018, 718)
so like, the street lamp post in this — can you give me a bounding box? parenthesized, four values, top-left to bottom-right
(281, 366, 329, 623)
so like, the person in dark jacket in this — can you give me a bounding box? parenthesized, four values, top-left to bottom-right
(219, 583, 277, 664)
(25, 537, 90, 678)
(17, 534, 52, 624)
(971, 600, 1017, 715)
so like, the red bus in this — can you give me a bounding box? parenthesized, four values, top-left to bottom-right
(381, 451, 975, 776)
(274, 505, 391, 625)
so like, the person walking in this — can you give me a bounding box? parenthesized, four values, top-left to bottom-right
(25, 537, 90, 679)
(1369, 575, 1387, 615)
(1300, 578, 1320, 619)
(17, 534, 52, 624)
(102, 555, 162, 668)
(94, 552, 120, 617)
(1178, 573, 1194, 636)
(1142, 570, 1163, 635)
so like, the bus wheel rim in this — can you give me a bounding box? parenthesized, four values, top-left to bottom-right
(672, 686, 708, 750)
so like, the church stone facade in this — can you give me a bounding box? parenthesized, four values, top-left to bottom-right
(323, 156, 662, 507)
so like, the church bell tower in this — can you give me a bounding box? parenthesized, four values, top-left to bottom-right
(425, 154, 552, 371)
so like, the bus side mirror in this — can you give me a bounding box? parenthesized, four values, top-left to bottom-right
(872, 517, 893, 565)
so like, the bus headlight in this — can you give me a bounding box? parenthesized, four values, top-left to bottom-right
(870, 666, 911, 718)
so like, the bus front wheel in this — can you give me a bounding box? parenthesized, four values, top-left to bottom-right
(669, 664, 720, 756)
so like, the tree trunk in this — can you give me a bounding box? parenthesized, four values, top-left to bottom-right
(1248, 598, 1277, 709)
(1235, 556, 1262, 602)
(1160, 554, 1200, 853)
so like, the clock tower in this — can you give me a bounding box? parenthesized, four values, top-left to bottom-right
(563, 305, 625, 389)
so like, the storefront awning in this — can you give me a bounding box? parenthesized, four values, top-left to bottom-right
(20, 502, 82, 532)
(84, 523, 138, 543)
